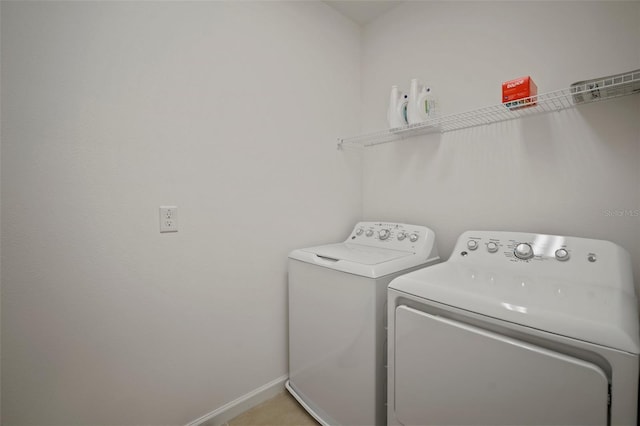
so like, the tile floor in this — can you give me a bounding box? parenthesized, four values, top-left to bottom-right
(225, 391, 319, 426)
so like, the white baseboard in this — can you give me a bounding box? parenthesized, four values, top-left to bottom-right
(185, 375, 288, 426)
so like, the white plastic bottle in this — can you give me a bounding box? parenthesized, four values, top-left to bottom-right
(387, 86, 409, 129)
(416, 85, 438, 122)
(398, 92, 409, 126)
(408, 78, 438, 124)
(407, 78, 424, 125)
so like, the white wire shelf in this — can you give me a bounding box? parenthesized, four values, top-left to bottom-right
(338, 69, 640, 149)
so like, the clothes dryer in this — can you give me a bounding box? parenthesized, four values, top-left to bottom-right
(287, 222, 439, 426)
(388, 230, 640, 425)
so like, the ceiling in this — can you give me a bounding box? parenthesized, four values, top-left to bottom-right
(323, 1, 403, 25)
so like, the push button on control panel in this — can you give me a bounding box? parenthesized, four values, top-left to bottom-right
(467, 240, 479, 250)
(486, 242, 499, 253)
(555, 248, 570, 261)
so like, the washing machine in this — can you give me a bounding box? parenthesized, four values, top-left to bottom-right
(388, 230, 640, 426)
(286, 221, 439, 426)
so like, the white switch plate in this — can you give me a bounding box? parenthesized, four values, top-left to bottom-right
(159, 206, 178, 233)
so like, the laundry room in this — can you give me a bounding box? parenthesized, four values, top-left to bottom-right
(1, 1, 638, 425)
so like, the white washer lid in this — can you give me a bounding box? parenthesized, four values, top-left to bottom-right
(289, 243, 434, 279)
(303, 243, 411, 264)
(389, 262, 640, 354)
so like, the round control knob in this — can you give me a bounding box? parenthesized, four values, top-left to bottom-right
(355, 228, 364, 236)
(397, 232, 407, 241)
(555, 248, 570, 261)
(467, 240, 478, 250)
(487, 242, 498, 253)
(514, 243, 534, 260)
(409, 233, 419, 243)
(378, 229, 390, 240)
(365, 229, 374, 237)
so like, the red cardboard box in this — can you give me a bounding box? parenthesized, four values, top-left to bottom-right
(502, 76, 537, 109)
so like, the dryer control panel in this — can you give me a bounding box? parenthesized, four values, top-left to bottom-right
(452, 230, 632, 291)
(348, 222, 437, 255)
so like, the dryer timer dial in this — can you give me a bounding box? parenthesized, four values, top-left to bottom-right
(514, 243, 534, 260)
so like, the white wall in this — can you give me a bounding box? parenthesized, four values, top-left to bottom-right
(3, 1, 639, 424)
(361, 2, 640, 280)
(0, 2, 361, 425)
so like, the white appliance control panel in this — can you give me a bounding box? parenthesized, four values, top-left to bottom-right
(452, 230, 633, 290)
(455, 230, 621, 263)
(349, 221, 436, 253)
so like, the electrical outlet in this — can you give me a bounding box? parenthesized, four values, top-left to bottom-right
(159, 206, 178, 233)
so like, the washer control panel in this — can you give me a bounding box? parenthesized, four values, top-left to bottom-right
(348, 221, 437, 253)
(455, 230, 621, 267)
